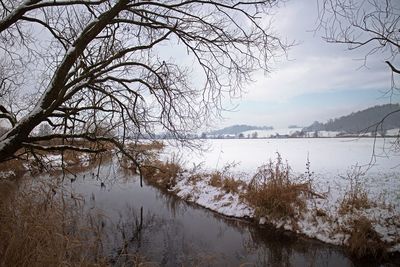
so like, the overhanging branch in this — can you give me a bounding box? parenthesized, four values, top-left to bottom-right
(385, 61, 400, 75)
(22, 142, 106, 153)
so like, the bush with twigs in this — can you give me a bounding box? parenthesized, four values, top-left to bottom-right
(345, 216, 387, 259)
(245, 153, 315, 220)
(338, 166, 374, 215)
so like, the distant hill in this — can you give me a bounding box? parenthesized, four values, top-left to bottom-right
(209, 124, 273, 136)
(303, 104, 400, 134)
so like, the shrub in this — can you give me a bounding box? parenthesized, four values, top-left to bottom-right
(339, 167, 373, 214)
(142, 159, 182, 189)
(245, 153, 314, 220)
(209, 171, 223, 188)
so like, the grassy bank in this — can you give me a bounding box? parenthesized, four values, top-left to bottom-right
(139, 146, 399, 260)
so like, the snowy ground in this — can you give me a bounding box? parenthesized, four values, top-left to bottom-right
(162, 138, 400, 252)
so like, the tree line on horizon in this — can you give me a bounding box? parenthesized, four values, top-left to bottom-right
(303, 104, 400, 134)
(207, 104, 400, 137)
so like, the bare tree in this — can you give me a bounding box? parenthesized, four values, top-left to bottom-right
(317, 0, 400, 142)
(0, 1, 286, 171)
(318, 0, 399, 84)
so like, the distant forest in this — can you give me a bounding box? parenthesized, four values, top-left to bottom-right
(303, 104, 400, 134)
(208, 125, 273, 135)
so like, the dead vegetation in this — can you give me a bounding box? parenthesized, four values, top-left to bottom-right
(338, 167, 375, 214)
(209, 171, 224, 188)
(0, 179, 108, 267)
(335, 168, 392, 258)
(0, 175, 158, 267)
(221, 177, 246, 194)
(120, 141, 165, 171)
(346, 216, 387, 259)
(0, 159, 25, 179)
(122, 142, 183, 190)
(207, 163, 246, 194)
(0, 140, 114, 179)
(245, 153, 315, 220)
(187, 172, 204, 185)
(142, 159, 182, 190)
(209, 173, 245, 194)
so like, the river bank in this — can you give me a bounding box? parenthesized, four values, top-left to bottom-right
(1, 138, 399, 265)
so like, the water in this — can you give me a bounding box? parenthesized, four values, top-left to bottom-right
(62, 162, 385, 267)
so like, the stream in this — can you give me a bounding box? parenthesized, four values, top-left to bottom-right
(56, 162, 393, 267)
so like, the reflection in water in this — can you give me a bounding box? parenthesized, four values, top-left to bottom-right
(58, 162, 388, 267)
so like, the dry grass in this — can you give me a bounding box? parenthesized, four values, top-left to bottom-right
(209, 171, 223, 188)
(142, 159, 182, 189)
(0, 179, 109, 267)
(209, 172, 243, 193)
(0, 159, 26, 179)
(120, 141, 165, 171)
(0, 178, 151, 266)
(346, 216, 387, 259)
(62, 150, 81, 165)
(207, 163, 245, 194)
(135, 143, 181, 190)
(0, 141, 113, 179)
(134, 140, 165, 152)
(221, 178, 246, 194)
(339, 167, 374, 215)
(187, 173, 204, 185)
(125, 141, 165, 158)
(245, 154, 314, 220)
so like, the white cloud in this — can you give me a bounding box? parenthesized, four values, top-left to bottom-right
(243, 54, 390, 103)
(238, 0, 393, 102)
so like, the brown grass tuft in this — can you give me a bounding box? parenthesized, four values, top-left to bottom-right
(209, 171, 223, 188)
(0, 159, 26, 179)
(187, 173, 204, 185)
(245, 153, 314, 220)
(221, 177, 245, 194)
(346, 216, 387, 259)
(339, 167, 374, 214)
(120, 141, 165, 171)
(207, 163, 245, 194)
(0, 179, 108, 266)
(142, 159, 182, 189)
(135, 140, 165, 152)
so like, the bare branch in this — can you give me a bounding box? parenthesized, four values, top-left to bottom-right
(0, 0, 286, 177)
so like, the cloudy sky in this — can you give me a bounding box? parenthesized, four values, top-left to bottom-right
(216, 0, 399, 129)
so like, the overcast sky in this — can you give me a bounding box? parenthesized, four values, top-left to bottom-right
(6, 1, 398, 132)
(216, 0, 399, 129)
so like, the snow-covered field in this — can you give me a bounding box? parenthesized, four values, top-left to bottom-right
(168, 138, 399, 175)
(163, 138, 400, 251)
